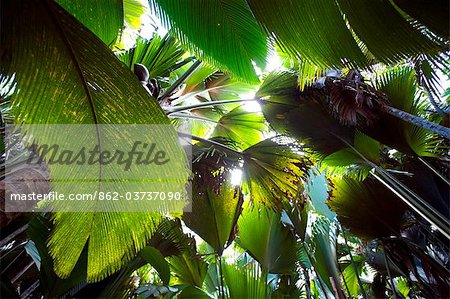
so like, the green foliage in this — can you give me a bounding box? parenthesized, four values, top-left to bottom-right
(237, 203, 297, 274)
(212, 106, 268, 150)
(55, 0, 123, 46)
(118, 34, 187, 78)
(258, 72, 355, 156)
(140, 246, 171, 284)
(328, 177, 407, 239)
(223, 262, 269, 298)
(27, 215, 87, 298)
(306, 217, 343, 295)
(242, 137, 311, 209)
(183, 161, 243, 254)
(247, 0, 366, 68)
(335, 0, 441, 64)
(150, 0, 268, 82)
(1, 0, 186, 282)
(367, 67, 443, 156)
(168, 245, 208, 287)
(2, 1, 449, 297)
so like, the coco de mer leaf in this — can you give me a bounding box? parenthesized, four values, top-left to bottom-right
(150, 0, 268, 82)
(55, 0, 123, 46)
(1, 0, 189, 281)
(183, 160, 243, 254)
(242, 137, 312, 209)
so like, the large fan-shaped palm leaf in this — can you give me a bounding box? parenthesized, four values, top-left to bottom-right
(183, 159, 244, 254)
(1, 0, 188, 281)
(237, 203, 298, 274)
(149, 0, 268, 82)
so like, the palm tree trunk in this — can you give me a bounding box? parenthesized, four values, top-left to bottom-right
(380, 104, 450, 139)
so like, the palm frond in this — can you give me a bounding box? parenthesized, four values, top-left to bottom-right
(117, 34, 186, 78)
(247, 0, 367, 68)
(55, 0, 123, 46)
(223, 262, 269, 298)
(327, 176, 407, 239)
(2, 0, 188, 281)
(369, 67, 445, 156)
(392, 0, 449, 38)
(183, 159, 244, 254)
(242, 137, 312, 209)
(212, 105, 268, 150)
(335, 0, 441, 64)
(237, 202, 298, 274)
(149, 0, 268, 82)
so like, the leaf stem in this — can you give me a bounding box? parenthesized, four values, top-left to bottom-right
(169, 112, 218, 123)
(381, 242, 398, 299)
(166, 98, 257, 114)
(160, 60, 202, 100)
(341, 225, 367, 299)
(177, 131, 243, 155)
(218, 255, 225, 299)
(332, 132, 450, 239)
(418, 157, 450, 186)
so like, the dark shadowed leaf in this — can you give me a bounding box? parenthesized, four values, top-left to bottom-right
(393, 0, 449, 38)
(328, 177, 407, 239)
(366, 67, 442, 156)
(335, 0, 440, 64)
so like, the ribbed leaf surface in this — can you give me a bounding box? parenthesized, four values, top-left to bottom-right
(212, 106, 267, 150)
(242, 138, 311, 209)
(118, 34, 185, 78)
(150, 0, 268, 82)
(56, 0, 123, 45)
(336, 0, 440, 63)
(247, 0, 367, 67)
(1, 0, 187, 281)
(237, 203, 297, 273)
(183, 161, 243, 254)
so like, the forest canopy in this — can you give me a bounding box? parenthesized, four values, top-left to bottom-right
(0, 0, 449, 298)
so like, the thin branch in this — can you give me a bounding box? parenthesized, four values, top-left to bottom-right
(371, 171, 450, 240)
(177, 131, 242, 156)
(20, 280, 40, 299)
(169, 112, 218, 123)
(424, 89, 446, 117)
(218, 255, 225, 299)
(413, 63, 446, 117)
(11, 261, 35, 283)
(160, 60, 202, 100)
(302, 266, 312, 299)
(166, 98, 257, 114)
(304, 243, 331, 299)
(381, 242, 398, 299)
